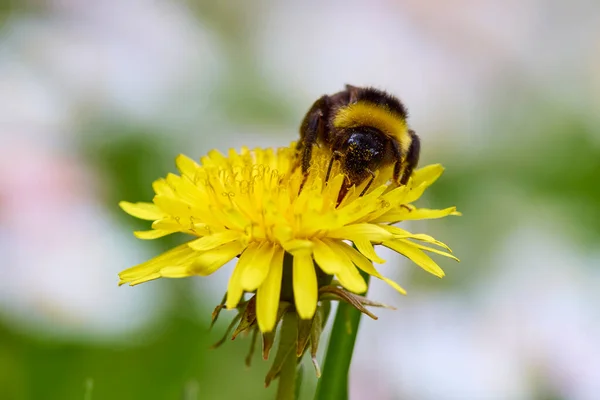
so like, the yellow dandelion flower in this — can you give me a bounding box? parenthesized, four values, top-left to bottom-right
(119, 143, 460, 332)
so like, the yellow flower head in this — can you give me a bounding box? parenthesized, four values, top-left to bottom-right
(119, 143, 459, 332)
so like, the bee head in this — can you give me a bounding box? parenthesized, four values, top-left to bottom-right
(339, 127, 386, 183)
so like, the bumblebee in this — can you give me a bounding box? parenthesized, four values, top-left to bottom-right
(296, 84, 420, 195)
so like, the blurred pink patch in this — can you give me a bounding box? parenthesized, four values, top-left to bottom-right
(0, 138, 158, 340)
(0, 140, 93, 225)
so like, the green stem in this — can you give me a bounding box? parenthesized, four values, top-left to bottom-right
(314, 272, 370, 400)
(276, 312, 299, 400)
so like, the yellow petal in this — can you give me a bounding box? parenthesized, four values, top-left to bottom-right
(405, 234, 453, 251)
(281, 239, 314, 255)
(170, 173, 206, 205)
(352, 238, 385, 264)
(188, 230, 244, 251)
(408, 241, 460, 262)
(193, 241, 245, 276)
(226, 242, 259, 309)
(312, 238, 343, 275)
(373, 206, 460, 223)
(323, 240, 367, 294)
(133, 229, 173, 240)
(204, 148, 227, 165)
(354, 188, 406, 224)
(337, 186, 388, 224)
(119, 201, 164, 221)
(411, 164, 444, 187)
(118, 244, 196, 285)
(293, 177, 315, 214)
(335, 241, 405, 295)
(327, 223, 392, 242)
(272, 224, 294, 244)
(354, 184, 388, 204)
(158, 265, 195, 278)
(402, 183, 428, 204)
(383, 240, 445, 278)
(165, 172, 184, 189)
(175, 154, 200, 179)
(381, 185, 410, 205)
(127, 273, 162, 286)
(293, 252, 318, 320)
(153, 195, 192, 217)
(383, 226, 453, 252)
(223, 208, 252, 232)
(149, 218, 204, 236)
(241, 242, 276, 291)
(399, 207, 461, 220)
(256, 246, 284, 332)
(152, 178, 175, 197)
(151, 218, 183, 232)
(321, 174, 345, 211)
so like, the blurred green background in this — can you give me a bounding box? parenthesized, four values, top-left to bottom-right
(1, 1, 600, 399)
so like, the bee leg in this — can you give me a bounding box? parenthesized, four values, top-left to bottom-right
(299, 169, 310, 194)
(359, 169, 376, 197)
(298, 97, 328, 193)
(298, 112, 321, 173)
(399, 130, 421, 185)
(393, 130, 421, 186)
(298, 122, 320, 193)
(391, 141, 404, 186)
(325, 150, 343, 184)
